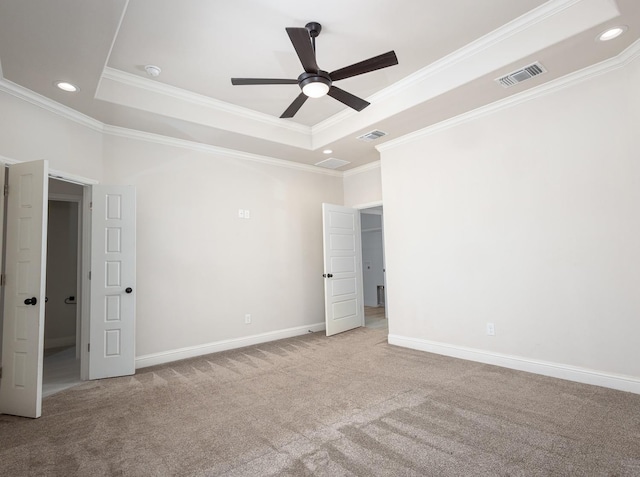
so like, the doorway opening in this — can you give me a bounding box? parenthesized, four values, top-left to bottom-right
(360, 206, 386, 330)
(43, 179, 84, 396)
(1, 160, 137, 418)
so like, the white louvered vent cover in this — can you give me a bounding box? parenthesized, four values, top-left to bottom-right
(315, 157, 351, 169)
(357, 130, 387, 142)
(496, 62, 547, 88)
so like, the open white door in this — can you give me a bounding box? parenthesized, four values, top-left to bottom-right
(0, 160, 49, 418)
(322, 203, 364, 336)
(89, 185, 136, 380)
(0, 164, 4, 371)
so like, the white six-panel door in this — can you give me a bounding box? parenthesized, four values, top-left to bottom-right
(0, 160, 49, 418)
(322, 203, 364, 336)
(89, 185, 136, 380)
(0, 164, 4, 372)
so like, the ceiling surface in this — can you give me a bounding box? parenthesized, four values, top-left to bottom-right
(0, 0, 638, 171)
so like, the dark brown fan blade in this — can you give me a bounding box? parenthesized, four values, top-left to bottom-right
(329, 51, 398, 82)
(286, 27, 319, 73)
(231, 78, 298, 85)
(327, 86, 370, 112)
(280, 92, 309, 118)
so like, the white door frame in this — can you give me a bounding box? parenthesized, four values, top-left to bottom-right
(80, 186, 91, 380)
(38, 178, 95, 381)
(43, 174, 96, 381)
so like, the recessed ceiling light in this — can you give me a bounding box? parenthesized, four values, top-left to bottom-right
(598, 26, 627, 42)
(55, 81, 79, 92)
(323, 149, 333, 154)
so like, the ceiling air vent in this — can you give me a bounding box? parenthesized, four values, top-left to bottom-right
(357, 130, 387, 142)
(315, 158, 351, 170)
(496, 62, 547, 88)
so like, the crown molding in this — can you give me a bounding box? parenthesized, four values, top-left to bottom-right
(0, 74, 337, 177)
(103, 124, 342, 177)
(101, 67, 310, 136)
(312, 0, 590, 136)
(343, 160, 381, 178)
(378, 39, 640, 153)
(0, 78, 104, 133)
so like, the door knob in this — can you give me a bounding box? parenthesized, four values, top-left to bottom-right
(24, 297, 38, 306)
(125, 287, 133, 294)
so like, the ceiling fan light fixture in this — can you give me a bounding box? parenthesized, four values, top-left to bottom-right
(299, 71, 332, 98)
(301, 79, 330, 98)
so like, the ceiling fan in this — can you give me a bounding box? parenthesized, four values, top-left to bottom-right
(231, 22, 398, 118)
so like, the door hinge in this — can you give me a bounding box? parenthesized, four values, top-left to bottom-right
(3, 184, 7, 197)
(88, 271, 91, 280)
(0, 274, 5, 287)
(89, 201, 93, 211)
(88, 343, 90, 352)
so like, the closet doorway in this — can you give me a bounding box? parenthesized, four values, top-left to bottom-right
(360, 206, 387, 330)
(0, 160, 136, 418)
(43, 179, 83, 396)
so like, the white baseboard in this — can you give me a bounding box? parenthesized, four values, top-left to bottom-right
(388, 334, 640, 395)
(136, 322, 326, 369)
(44, 335, 76, 350)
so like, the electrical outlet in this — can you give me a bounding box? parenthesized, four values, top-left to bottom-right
(238, 209, 245, 219)
(486, 322, 495, 336)
(244, 209, 251, 219)
(245, 314, 251, 324)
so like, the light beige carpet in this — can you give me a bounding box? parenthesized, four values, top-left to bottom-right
(1, 327, 639, 476)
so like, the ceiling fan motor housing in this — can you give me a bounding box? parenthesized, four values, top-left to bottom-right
(298, 71, 332, 92)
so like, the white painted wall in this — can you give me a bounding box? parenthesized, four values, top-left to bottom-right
(381, 53, 640, 386)
(0, 87, 342, 366)
(0, 90, 101, 366)
(0, 89, 103, 180)
(343, 162, 382, 207)
(2, 46, 638, 391)
(102, 134, 343, 357)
